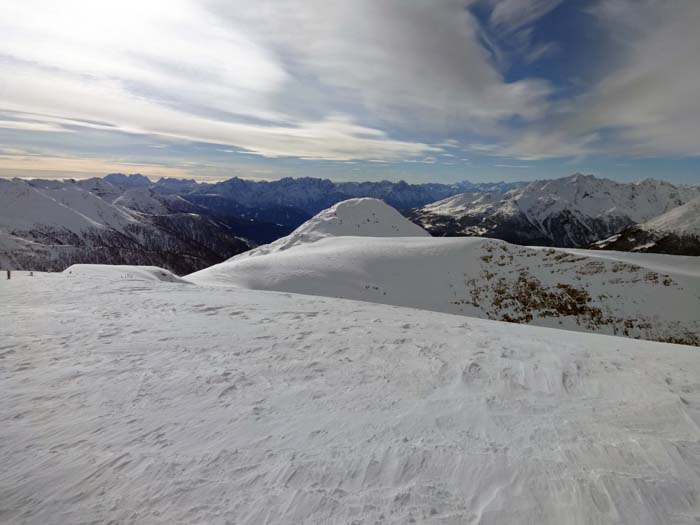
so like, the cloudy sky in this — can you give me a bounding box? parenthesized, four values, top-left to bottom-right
(1, 0, 699, 183)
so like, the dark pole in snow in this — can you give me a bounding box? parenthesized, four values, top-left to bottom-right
(6, 270, 10, 280)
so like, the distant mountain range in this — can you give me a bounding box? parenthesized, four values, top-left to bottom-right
(407, 173, 700, 249)
(1, 172, 697, 274)
(0, 178, 250, 274)
(1, 174, 515, 273)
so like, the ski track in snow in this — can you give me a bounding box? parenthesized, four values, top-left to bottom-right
(3, 271, 700, 523)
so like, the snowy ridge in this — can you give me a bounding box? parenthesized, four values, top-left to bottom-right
(190, 234, 700, 346)
(113, 187, 199, 215)
(421, 190, 508, 217)
(410, 173, 700, 247)
(63, 264, 189, 283)
(228, 197, 429, 260)
(4, 272, 700, 523)
(0, 178, 250, 274)
(0, 177, 136, 233)
(592, 196, 700, 255)
(514, 174, 696, 224)
(643, 195, 700, 235)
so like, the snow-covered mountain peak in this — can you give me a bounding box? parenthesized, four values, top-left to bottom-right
(502, 174, 697, 224)
(643, 195, 700, 235)
(410, 173, 700, 247)
(0, 177, 136, 232)
(228, 198, 429, 260)
(103, 173, 152, 188)
(112, 187, 198, 215)
(421, 190, 506, 217)
(305, 198, 430, 238)
(0, 177, 251, 274)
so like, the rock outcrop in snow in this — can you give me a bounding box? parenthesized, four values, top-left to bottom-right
(408, 173, 700, 247)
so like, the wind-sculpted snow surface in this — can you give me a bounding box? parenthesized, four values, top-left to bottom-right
(3, 272, 700, 523)
(190, 236, 700, 346)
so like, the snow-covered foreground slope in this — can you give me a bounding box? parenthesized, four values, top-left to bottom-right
(190, 236, 700, 346)
(3, 271, 700, 523)
(229, 197, 429, 260)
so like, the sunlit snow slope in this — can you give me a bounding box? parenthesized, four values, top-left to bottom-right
(64, 264, 189, 283)
(227, 197, 429, 260)
(189, 200, 700, 345)
(594, 196, 700, 255)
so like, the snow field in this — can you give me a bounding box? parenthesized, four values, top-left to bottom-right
(3, 272, 700, 523)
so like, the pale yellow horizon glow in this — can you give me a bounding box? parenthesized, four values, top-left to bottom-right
(0, 154, 287, 182)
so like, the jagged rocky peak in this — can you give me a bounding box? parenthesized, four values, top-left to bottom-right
(103, 173, 152, 188)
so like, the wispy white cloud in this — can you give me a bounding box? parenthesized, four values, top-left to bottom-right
(573, 0, 700, 157)
(1, 0, 699, 173)
(487, 0, 562, 35)
(0, 120, 71, 133)
(0, 0, 556, 163)
(499, 0, 700, 159)
(494, 163, 533, 169)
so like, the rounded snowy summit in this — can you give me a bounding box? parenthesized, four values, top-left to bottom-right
(225, 197, 429, 261)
